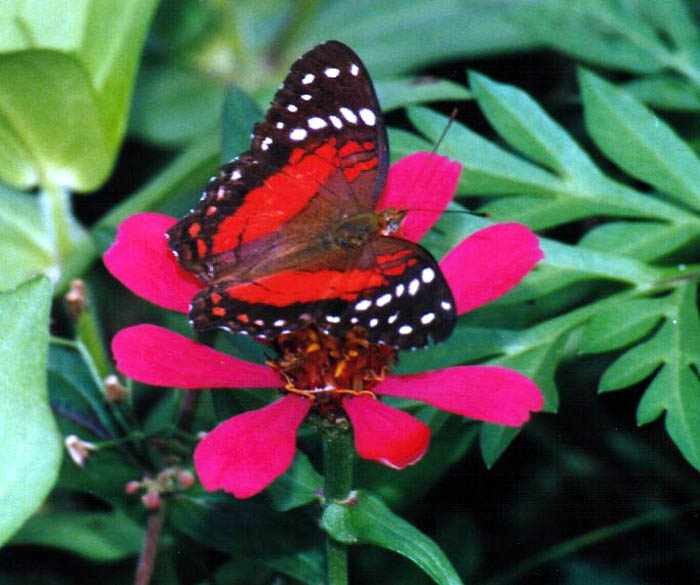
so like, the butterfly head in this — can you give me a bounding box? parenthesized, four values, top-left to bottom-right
(377, 208, 407, 236)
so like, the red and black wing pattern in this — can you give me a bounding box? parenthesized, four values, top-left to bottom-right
(166, 41, 388, 281)
(189, 236, 456, 350)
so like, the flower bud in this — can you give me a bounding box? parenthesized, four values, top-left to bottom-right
(141, 489, 161, 510)
(104, 374, 128, 403)
(64, 279, 86, 319)
(124, 480, 141, 495)
(64, 435, 97, 467)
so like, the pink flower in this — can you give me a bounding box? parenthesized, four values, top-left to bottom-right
(105, 152, 545, 499)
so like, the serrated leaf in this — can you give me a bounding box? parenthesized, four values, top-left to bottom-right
(267, 452, 323, 512)
(599, 330, 667, 392)
(0, 0, 159, 191)
(0, 278, 61, 546)
(579, 221, 700, 262)
(322, 491, 464, 585)
(480, 424, 521, 469)
(580, 68, 700, 210)
(623, 75, 700, 112)
(10, 510, 143, 561)
(469, 71, 600, 181)
(377, 77, 471, 112)
(580, 298, 667, 353)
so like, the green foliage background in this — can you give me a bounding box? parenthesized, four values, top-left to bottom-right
(3, 0, 700, 584)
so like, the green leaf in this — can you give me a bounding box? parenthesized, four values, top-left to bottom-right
(0, 186, 54, 291)
(267, 452, 323, 512)
(376, 77, 471, 112)
(579, 221, 700, 262)
(623, 75, 700, 112)
(221, 86, 264, 162)
(597, 284, 700, 470)
(469, 71, 600, 180)
(0, 278, 61, 546)
(322, 491, 464, 585)
(517, 0, 668, 75)
(130, 64, 224, 147)
(580, 298, 667, 353)
(10, 510, 143, 561)
(580, 68, 700, 210)
(0, 0, 159, 191)
(294, 0, 537, 77)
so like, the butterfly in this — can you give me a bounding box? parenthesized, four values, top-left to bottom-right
(166, 41, 456, 350)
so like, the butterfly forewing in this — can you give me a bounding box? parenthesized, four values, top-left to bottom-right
(167, 41, 387, 280)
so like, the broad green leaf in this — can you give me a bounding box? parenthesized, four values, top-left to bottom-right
(322, 491, 464, 585)
(624, 75, 700, 112)
(267, 452, 323, 512)
(0, 0, 159, 191)
(469, 71, 600, 180)
(639, 0, 699, 51)
(580, 298, 667, 353)
(0, 278, 61, 546)
(580, 69, 700, 210)
(377, 77, 471, 112)
(48, 341, 118, 438)
(130, 64, 225, 147)
(0, 186, 54, 291)
(93, 134, 219, 238)
(10, 510, 143, 561)
(388, 127, 432, 162)
(221, 86, 264, 162)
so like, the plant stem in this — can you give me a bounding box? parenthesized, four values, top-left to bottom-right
(134, 504, 166, 585)
(322, 427, 354, 585)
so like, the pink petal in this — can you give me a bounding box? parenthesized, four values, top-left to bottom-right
(103, 213, 201, 313)
(112, 324, 282, 388)
(440, 223, 542, 314)
(376, 365, 543, 427)
(377, 152, 462, 242)
(194, 395, 310, 498)
(342, 396, 430, 469)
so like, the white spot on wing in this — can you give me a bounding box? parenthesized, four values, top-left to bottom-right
(231, 170, 242, 180)
(441, 301, 452, 311)
(276, 121, 284, 129)
(339, 107, 357, 124)
(301, 94, 312, 101)
(324, 67, 340, 78)
(290, 128, 307, 141)
(408, 278, 420, 296)
(359, 108, 376, 126)
(350, 63, 359, 76)
(287, 104, 298, 112)
(261, 137, 273, 151)
(369, 318, 379, 327)
(420, 312, 436, 325)
(273, 319, 286, 327)
(388, 313, 398, 324)
(376, 293, 392, 307)
(329, 115, 343, 129)
(325, 315, 341, 323)
(355, 299, 372, 311)
(399, 324, 413, 335)
(421, 267, 435, 283)
(301, 73, 315, 84)
(395, 284, 405, 297)
(308, 117, 327, 129)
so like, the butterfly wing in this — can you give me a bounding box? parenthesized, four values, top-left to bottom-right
(167, 41, 388, 282)
(189, 236, 456, 350)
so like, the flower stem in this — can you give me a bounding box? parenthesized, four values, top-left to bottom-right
(134, 504, 166, 585)
(322, 427, 354, 585)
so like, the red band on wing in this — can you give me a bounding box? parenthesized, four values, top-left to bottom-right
(226, 269, 387, 305)
(212, 140, 339, 254)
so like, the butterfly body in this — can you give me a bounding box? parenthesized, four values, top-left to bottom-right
(167, 41, 456, 349)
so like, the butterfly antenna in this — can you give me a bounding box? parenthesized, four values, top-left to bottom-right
(430, 108, 459, 154)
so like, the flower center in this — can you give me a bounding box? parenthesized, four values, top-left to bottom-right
(268, 325, 396, 416)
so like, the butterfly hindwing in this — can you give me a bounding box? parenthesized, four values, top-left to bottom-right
(166, 41, 387, 280)
(189, 236, 455, 350)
